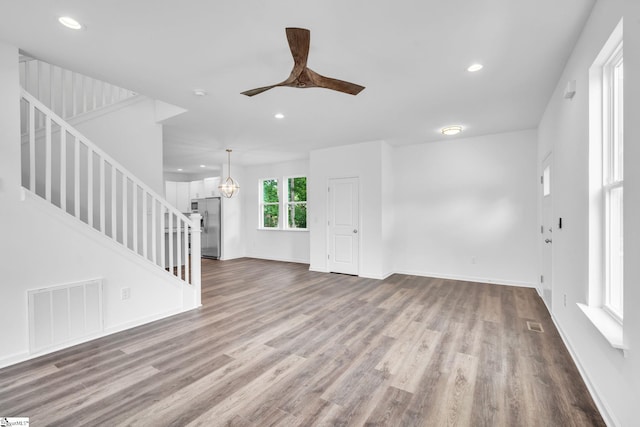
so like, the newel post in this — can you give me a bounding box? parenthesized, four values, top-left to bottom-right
(190, 213, 202, 307)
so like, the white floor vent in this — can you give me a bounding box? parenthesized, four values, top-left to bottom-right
(28, 279, 104, 354)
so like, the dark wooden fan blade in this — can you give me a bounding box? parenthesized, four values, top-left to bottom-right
(241, 84, 279, 97)
(306, 68, 365, 95)
(286, 28, 310, 69)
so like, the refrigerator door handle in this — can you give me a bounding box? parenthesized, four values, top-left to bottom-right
(204, 210, 208, 233)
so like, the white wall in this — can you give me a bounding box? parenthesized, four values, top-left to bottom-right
(309, 140, 390, 279)
(381, 142, 395, 277)
(0, 42, 195, 368)
(73, 97, 165, 195)
(393, 130, 538, 287)
(623, 0, 640, 424)
(242, 159, 310, 264)
(537, 0, 640, 424)
(220, 163, 245, 260)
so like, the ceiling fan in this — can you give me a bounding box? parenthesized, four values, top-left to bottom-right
(241, 27, 365, 97)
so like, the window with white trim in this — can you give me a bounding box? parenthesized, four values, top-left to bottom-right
(258, 176, 308, 230)
(285, 177, 307, 229)
(260, 178, 279, 228)
(602, 41, 624, 322)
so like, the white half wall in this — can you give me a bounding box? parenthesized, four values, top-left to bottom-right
(243, 159, 310, 264)
(537, 0, 640, 425)
(392, 130, 538, 287)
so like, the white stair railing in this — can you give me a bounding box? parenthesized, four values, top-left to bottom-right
(19, 57, 136, 121)
(20, 88, 201, 293)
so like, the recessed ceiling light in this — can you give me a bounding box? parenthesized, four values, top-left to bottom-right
(193, 90, 207, 96)
(177, 168, 183, 171)
(441, 126, 463, 136)
(467, 63, 483, 72)
(274, 113, 285, 119)
(200, 164, 206, 168)
(58, 16, 82, 30)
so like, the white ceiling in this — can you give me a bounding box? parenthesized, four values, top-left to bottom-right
(0, 0, 594, 173)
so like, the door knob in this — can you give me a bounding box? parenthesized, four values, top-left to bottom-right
(545, 239, 552, 243)
(353, 229, 358, 234)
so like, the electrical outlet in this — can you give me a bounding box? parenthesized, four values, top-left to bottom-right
(563, 293, 567, 307)
(471, 256, 477, 264)
(121, 287, 131, 300)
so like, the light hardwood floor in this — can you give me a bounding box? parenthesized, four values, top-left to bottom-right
(0, 258, 604, 426)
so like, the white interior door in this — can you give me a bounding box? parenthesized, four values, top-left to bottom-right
(541, 155, 553, 308)
(328, 177, 359, 275)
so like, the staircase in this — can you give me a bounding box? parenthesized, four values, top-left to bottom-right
(18, 60, 202, 297)
(19, 56, 136, 120)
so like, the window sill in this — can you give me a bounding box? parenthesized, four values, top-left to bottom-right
(257, 228, 309, 232)
(577, 303, 628, 355)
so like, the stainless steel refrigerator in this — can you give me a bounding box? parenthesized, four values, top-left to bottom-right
(195, 197, 221, 259)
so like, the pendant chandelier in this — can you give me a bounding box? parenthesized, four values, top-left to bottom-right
(218, 149, 240, 198)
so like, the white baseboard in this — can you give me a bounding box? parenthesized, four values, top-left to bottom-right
(246, 254, 309, 265)
(0, 306, 198, 370)
(394, 268, 537, 288)
(0, 351, 31, 370)
(359, 271, 394, 280)
(104, 306, 188, 336)
(546, 312, 619, 427)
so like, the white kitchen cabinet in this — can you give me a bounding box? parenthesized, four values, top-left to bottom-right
(165, 181, 190, 212)
(176, 182, 190, 212)
(203, 177, 221, 197)
(189, 180, 205, 200)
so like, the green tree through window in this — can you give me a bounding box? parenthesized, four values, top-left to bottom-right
(262, 179, 279, 228)
(259, 177, 307, 229)
(287, 177, 307, 229)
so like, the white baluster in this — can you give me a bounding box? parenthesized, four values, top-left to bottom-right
(37, 61, 42, 109)
(133, 185, 138, 254)
(82, 75, 87, 114)
(99, 156, 105, 231)
(142, 192, 148, 259)
(24, 60, 29, 95)
(123, 175, 128, 249)
(101, 80, 106, 107)
(50, 64, 54, 114)
(61, 69, 67, 119)
(168, 211, 174, 274)
(29, 103, 35, 191)
(111, 165, 117, 239)
(88, 147, 94, 228)
(72, 72, 77, 117)
(152, 199, 157, 264)
(92, 78, 96, 110)
(160, 205, 165, 269)
(45, 116, 52, 201)
(184, 219, 190, 284)
(60, 129, 66, 212)
(176, 217, 182, 280)
(74, 136, 80, 218)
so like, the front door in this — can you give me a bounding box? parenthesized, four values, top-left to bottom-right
(541, 154, 553, 308)
(328, 177, 359, 275)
